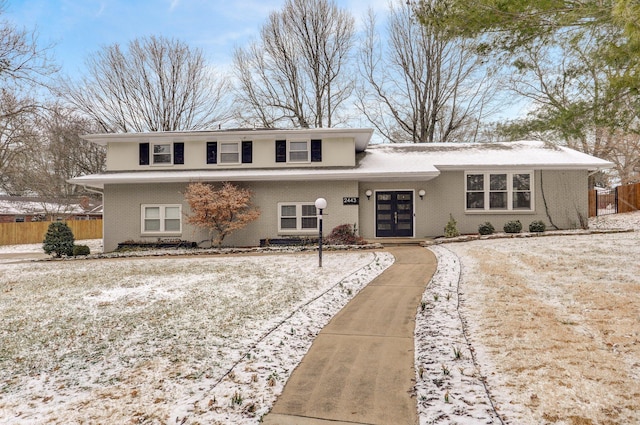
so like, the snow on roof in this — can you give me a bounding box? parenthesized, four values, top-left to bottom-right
(0, 200, 80, 215)
(82, 128, 375, 152)
(364, 140, 614, 170)
(69, 140, 613, 189)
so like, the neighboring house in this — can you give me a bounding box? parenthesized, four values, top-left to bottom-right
(0, 196, 103, 223)
(68, 128, 613, 252)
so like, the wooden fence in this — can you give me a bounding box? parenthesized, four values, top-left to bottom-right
(0, 219, 103, 246)
(589, 182, 640, 217)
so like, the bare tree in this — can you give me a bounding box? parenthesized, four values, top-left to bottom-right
(233, 0, 355, 128)
(0, 0, 57, 90)
(60, 35, 230, 133)
(357, 2, 500, 143)
(0, 89, 39, 194)
(2, 103, 106, 198)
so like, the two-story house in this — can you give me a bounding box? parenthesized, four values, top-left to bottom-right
(69, 128, 613, 252)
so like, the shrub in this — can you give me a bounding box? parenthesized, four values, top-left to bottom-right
(326, 224, 366, 245)
(43, 222, 75, 257)
(529, 220, 546, 233)
(478, 222, 495, 235)
(444, 214, 460, 238)
(72, 245, 91, 256)
(503, 220, 523, 234)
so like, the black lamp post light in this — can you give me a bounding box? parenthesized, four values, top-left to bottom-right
(315, 197, 327, 267)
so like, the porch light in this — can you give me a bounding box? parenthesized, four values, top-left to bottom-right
(365, 190, 373, 200)
(315, 198, 327, 267)
(419, 189, 426, 200)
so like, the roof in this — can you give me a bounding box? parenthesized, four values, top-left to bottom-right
(364, 140, 615, 170)
(82, 127, 374, 152)
(0, 196, 102, 216)
(68, 140, 613, 189)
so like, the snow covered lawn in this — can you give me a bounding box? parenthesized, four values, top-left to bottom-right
(416, 211, 640, 424)
(0, 250, 393, 424)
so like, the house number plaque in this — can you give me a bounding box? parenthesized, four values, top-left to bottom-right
(343, 197, 359, 205)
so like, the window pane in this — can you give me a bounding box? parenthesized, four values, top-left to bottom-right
(145, 207, 160, 219)
(467, 174, 484, 191)
(289, 151, 308, 162)
(490, 192, 507, 209)
(154, 154, 171, 163)
(220, 153, 239, 162)
(165, 207, 180, 219)
(377, 214, 391, 221)
(290, 141, 307, 151)
(378, 194, 391, 201)
(145, 219, 161, 231)
(301, 205, 316, 216)
(513, 192, 531, 209)
(466, 192, 484, 209)
(281, 205, 296, 217)
(397, 194, 412, 201)
(281, 218, 297, 229)
(490, 174, 507, 191)
(154, 144, 171, 154)
(221, 143, 238, 153)
(513, 174, 531, 190)
(165, 219, 180, 231)
(301, 217, 317, 229)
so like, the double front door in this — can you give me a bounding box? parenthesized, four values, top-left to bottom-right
(375, 191, 414, 237)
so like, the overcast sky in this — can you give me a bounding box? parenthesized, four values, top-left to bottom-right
(5, 0, 388, 79)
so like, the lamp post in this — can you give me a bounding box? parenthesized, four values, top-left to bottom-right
(315, 197, 327, 267)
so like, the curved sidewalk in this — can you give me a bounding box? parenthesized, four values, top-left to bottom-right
(263, 246, 437, 425)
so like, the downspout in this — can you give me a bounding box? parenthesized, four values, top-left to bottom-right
(539, 171, 559, 230)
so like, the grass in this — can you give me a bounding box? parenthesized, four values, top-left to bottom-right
(0, 252, 377, 424)
(449, 231, 640, 424)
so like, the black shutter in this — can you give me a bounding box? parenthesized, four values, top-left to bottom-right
(174, 142, 184, 164)
(275, 140, 286, 162)
(139, 143, 150, 165)
(311, 139, 322, 162)
(242, 141, 253, 163)
(206, 142, 217, 164)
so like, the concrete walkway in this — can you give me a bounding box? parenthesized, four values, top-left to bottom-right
(263, 246, 437, 425)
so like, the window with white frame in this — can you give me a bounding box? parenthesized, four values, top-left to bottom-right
(219, 142, 240, 164)
(288, 141, 309, 162)
(465, 171, 533, 211)
(152, 143, 172, 165)
(278, 203, 318, 232)
(142, 205, 182, 233)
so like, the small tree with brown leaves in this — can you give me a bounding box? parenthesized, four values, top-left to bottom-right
(184, 182, 260, 247)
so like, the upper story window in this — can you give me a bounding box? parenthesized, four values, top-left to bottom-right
(289, 141, 309, 162)
(206, 141, 252, 165)
(153, 143, 172, 164)
(220, 142, 240, 164)
(139, 142, 184, 166)
(465, 171, 533, 212)
(275, 139, 322, 163)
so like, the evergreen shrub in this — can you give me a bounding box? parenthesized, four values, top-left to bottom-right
(43, 222, 75, 257)
(529, 220, 546, 233)
(73, 245, 91, 256)
(503, 220, 523, 234)
(444, 214, 460, 238)
(478, 222, 495, 235)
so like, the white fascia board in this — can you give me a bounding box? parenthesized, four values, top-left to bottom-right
(436, 162, 615, 171)
(67, 168, 440, 189)
(82, 128, 374, 151)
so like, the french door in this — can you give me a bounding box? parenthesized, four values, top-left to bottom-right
(375, 191, 414, 237)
